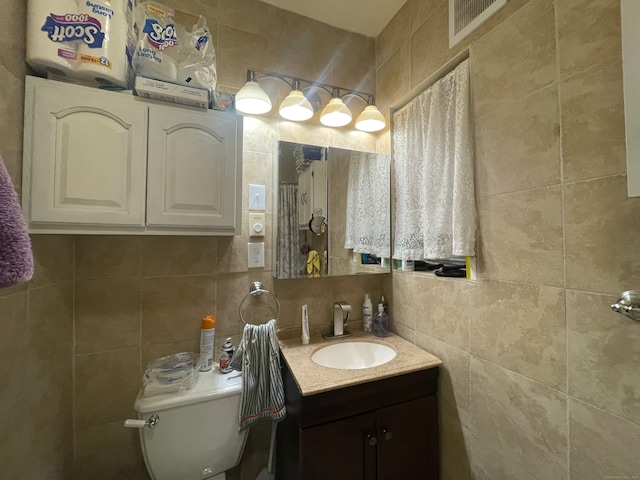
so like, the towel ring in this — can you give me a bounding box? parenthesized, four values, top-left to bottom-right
(239, 281, 281, 326)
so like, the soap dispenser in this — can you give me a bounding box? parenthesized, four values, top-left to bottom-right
(373, 303, 389, 338)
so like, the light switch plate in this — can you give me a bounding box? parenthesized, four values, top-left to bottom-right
(249, 213, 265, 237)
(248, 242, 265, 268)
(248, 184, 266, 211)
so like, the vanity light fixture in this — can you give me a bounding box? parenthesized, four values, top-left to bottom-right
(235, 69, 386, 132)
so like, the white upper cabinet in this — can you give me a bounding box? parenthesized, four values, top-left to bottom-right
(146, 106, 240, 231)
(22, 76, 242, 235)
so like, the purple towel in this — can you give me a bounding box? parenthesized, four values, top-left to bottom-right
(0, 155, 33, 288)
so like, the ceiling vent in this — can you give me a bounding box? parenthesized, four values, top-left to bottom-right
(449, 0, 507, 47)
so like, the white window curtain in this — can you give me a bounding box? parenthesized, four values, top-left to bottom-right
(392, 58, 475, 260)
(344, 151, 391, 258)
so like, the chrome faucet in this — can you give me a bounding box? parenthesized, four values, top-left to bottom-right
(323, 301, 353, 339)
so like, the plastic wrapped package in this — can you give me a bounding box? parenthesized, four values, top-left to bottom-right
(132, 1, 217, 94)
(142, 352, 200, 397)
(176, 16, 217, 92)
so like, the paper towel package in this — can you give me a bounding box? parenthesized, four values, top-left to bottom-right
(134, 76, 209, 110)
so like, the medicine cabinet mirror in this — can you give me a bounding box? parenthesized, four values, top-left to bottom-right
(274, 141, 391, 279)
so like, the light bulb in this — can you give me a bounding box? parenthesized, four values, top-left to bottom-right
(320, 97, 352, 127)
(279, 90, 314, 121)
(236, 80, 272, 115)
(355, 105, 386, 132)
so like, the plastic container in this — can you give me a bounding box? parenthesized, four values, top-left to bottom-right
(219, 338, 235, 374)
(373, 303, 389, 338)
(200, 315, 216, 372)
(363, 293, 373, 332)
(142, 352, 199, 397)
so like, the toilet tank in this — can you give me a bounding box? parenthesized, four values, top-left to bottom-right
(134, 369, 247, 480)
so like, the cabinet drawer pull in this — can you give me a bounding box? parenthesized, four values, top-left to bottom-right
(383, 429, 392, 441)
(367, 434, 377, 446)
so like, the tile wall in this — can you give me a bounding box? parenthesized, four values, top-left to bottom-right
(4, 0, 639, 479)
(0, 1, 386, 479)
(376, 0, 640, 478)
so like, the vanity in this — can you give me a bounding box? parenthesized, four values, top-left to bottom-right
(276, 332, 442, 480)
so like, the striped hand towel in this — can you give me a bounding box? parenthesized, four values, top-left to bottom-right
(238, 319, 286, 430)
(0, 155, 34, 289)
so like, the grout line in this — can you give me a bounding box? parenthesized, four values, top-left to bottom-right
(552, 0, 571, 474)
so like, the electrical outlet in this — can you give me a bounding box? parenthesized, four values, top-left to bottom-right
(248, 242, 265, 268)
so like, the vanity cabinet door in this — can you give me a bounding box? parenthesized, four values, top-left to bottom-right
(377, 395, 439, 480)
(25, 76, 148, 228)
(300, 412, 377, 480)
(146, 106, 242, 233)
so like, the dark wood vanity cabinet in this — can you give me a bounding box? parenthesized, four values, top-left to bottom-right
(276, 360, 439, 480)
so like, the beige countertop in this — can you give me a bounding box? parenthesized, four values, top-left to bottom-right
(279, 331, 442, 396)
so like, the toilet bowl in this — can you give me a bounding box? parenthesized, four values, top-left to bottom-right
(129, 368, 247, 480)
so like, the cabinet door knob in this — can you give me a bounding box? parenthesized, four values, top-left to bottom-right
(367, 434, 377, 446)
(383, 429, 392, 441)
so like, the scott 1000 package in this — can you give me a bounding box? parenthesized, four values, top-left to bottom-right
(132, 1, 216, 92)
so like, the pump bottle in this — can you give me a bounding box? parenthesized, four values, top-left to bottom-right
(373, 303, 389, 338)
(363, 293, 373, 332)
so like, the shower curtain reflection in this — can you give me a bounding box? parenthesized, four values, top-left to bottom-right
(276, 184, 303, 278)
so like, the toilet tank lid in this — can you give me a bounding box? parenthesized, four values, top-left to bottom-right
(135, 368, 242, 413)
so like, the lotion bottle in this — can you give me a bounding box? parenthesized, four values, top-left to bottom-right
(363, 293, 373, 332)
(301, 304, 310, 344)
(199, 315, 215, 371)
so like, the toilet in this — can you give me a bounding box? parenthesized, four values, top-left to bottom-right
(129, 368, 247, 480)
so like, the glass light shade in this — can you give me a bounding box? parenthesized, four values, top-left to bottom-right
(320, 98, 353, 127)
(235, 81, 272, 115)
(279, 90, 314, 121)
(355, 105, 386, 132)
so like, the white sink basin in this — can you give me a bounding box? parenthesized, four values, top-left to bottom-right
(311, 341, 397, 370)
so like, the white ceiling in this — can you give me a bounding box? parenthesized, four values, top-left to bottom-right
(259, 0, 408, 37)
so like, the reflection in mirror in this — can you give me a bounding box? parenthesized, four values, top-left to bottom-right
(274, 141, 391, 279)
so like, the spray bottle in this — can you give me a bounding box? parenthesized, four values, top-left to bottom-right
(199, 315, 215, 371)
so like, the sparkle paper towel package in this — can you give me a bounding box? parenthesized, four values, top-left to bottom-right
(27, 0, 134, 88)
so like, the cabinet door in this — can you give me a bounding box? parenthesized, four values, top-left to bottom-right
(25, 77, 148, 227)
(300, 412, 377, 480)
(146, 106, 242, 232)
(377, 396, 439, 480)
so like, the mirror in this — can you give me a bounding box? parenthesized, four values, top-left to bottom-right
(274, 141, 391, 279)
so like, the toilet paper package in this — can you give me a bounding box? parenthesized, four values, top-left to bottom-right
(27, 0, 135, 88)
(132, 2, 217, 94)
(26, 0, 81, 77)
(76, 0, 132, 87)
(132, 1, 181, 82)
